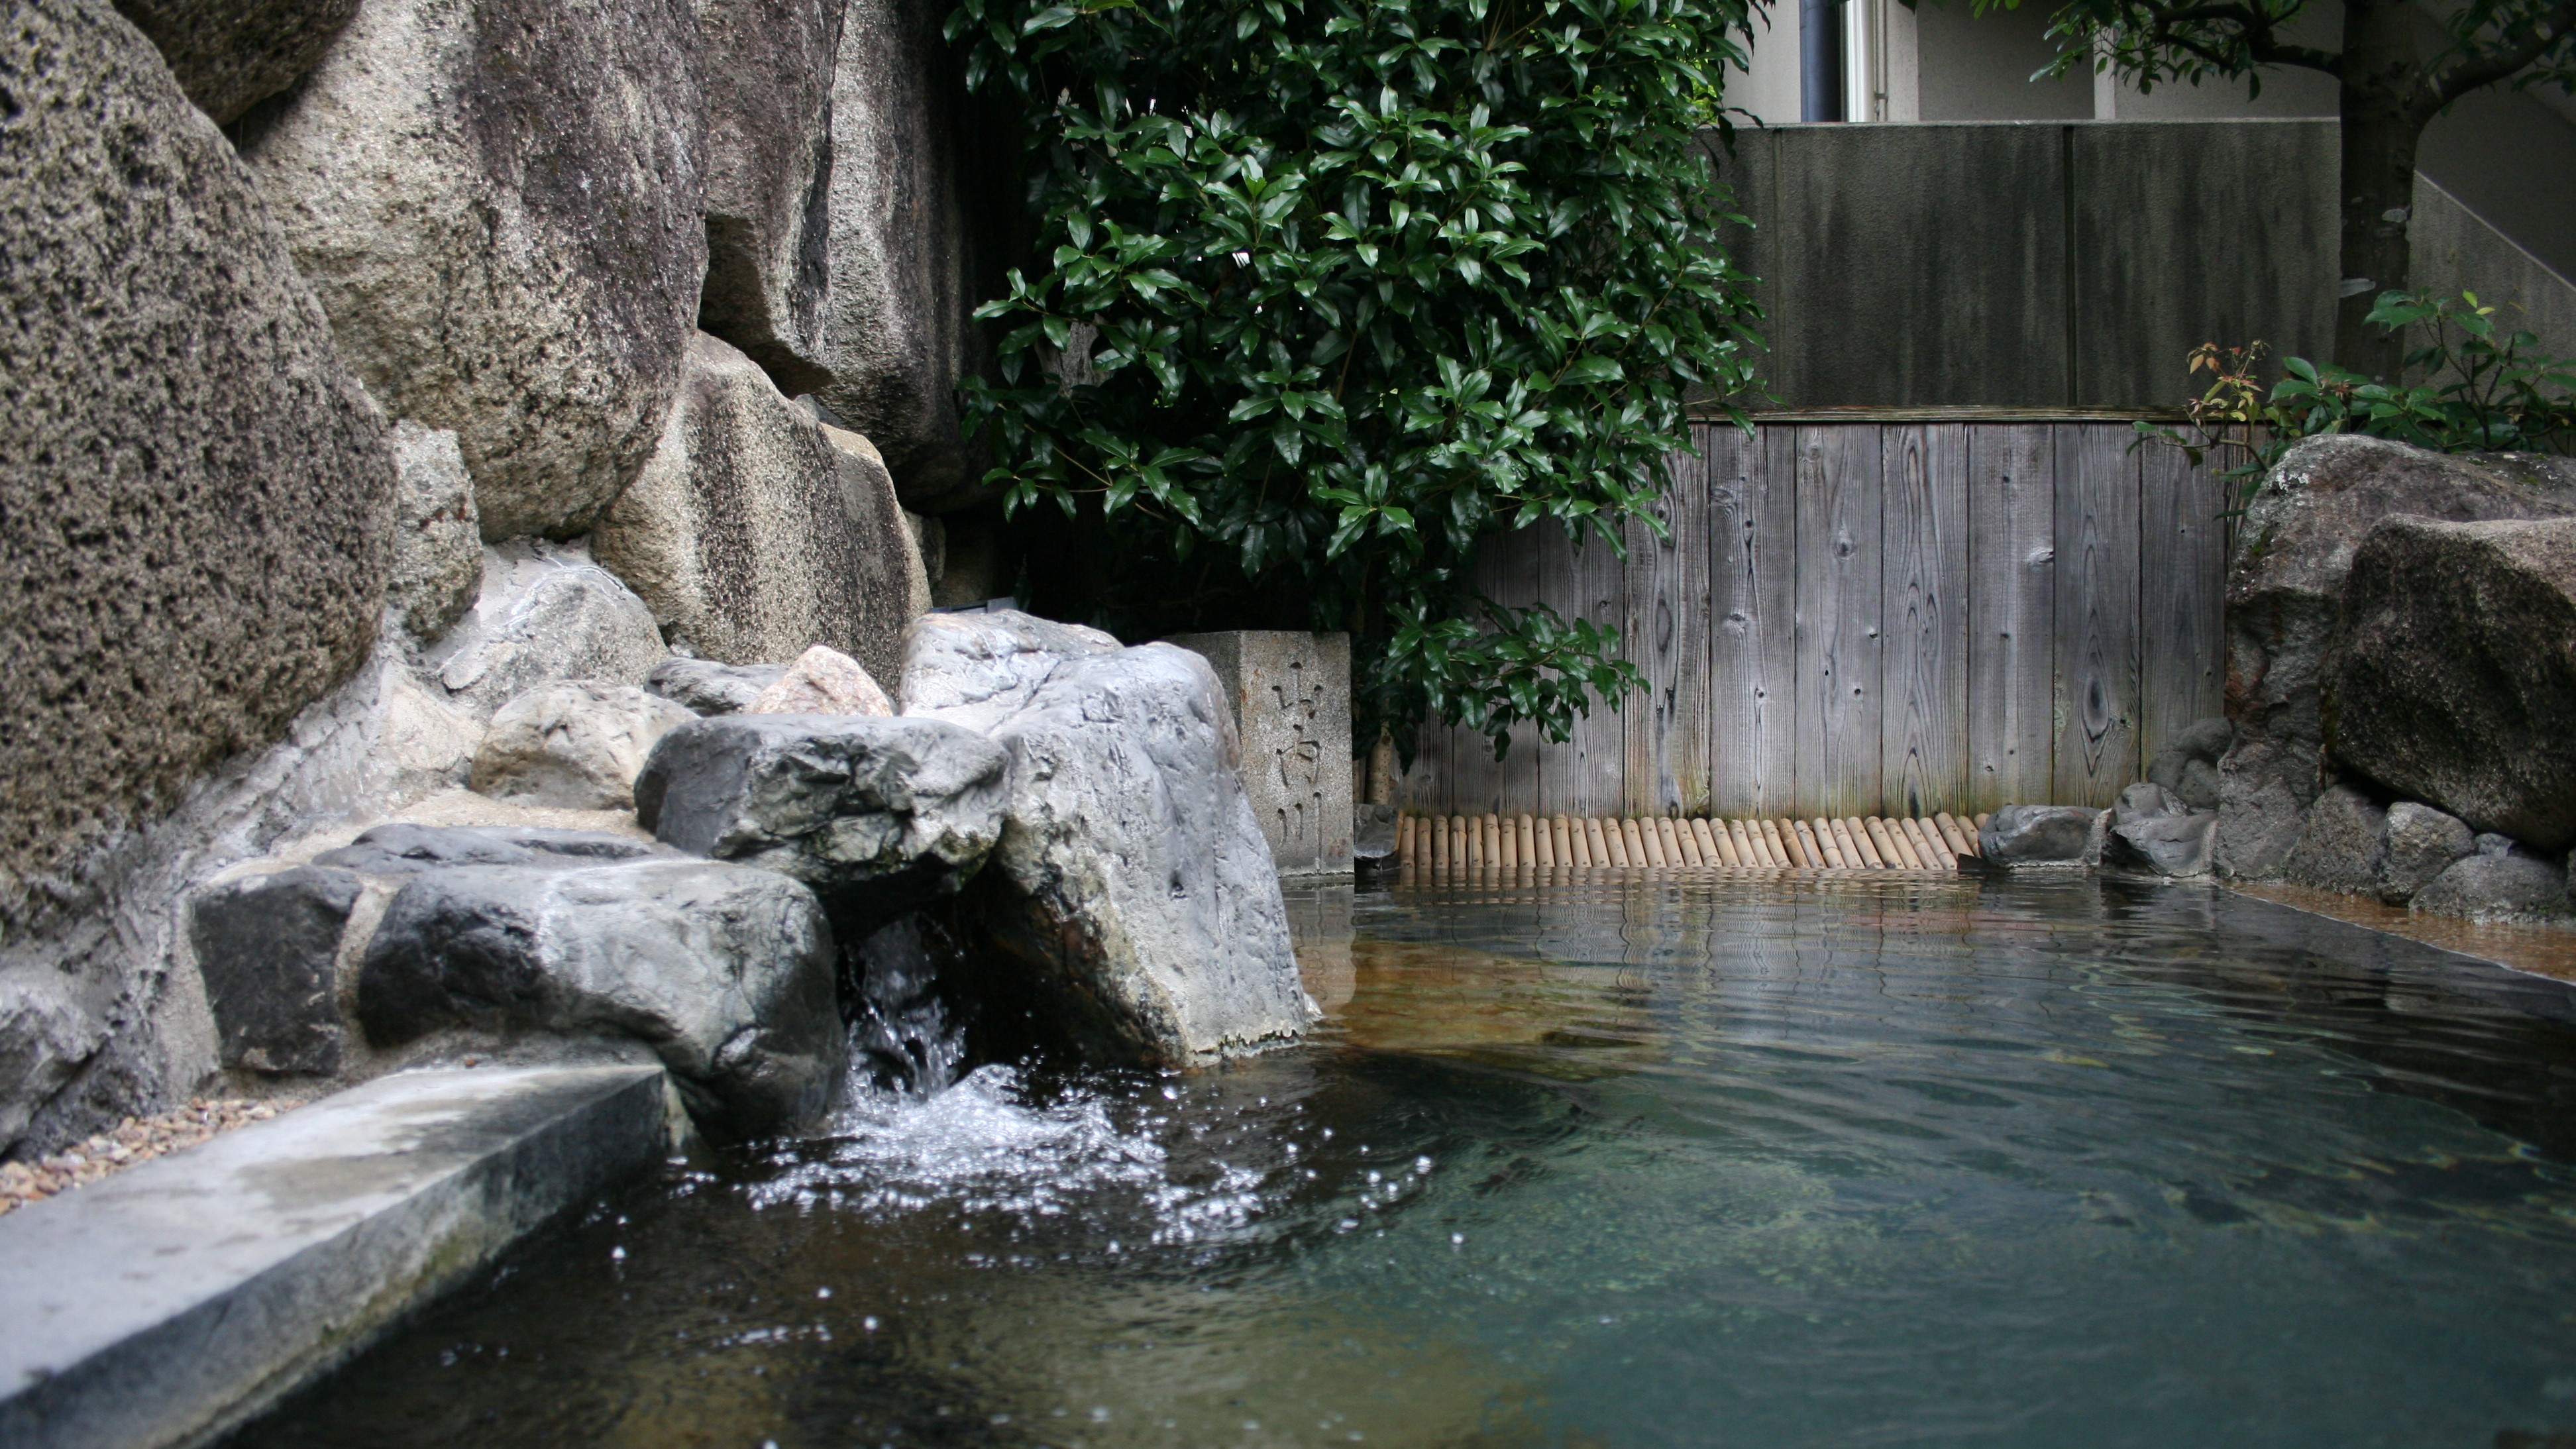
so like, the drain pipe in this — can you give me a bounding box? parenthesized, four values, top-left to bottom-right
(1801, 0, 1844, 122)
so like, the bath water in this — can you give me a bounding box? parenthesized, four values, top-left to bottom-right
(231, 877, 2576, 1448)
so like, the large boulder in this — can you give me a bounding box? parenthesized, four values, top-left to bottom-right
(2217, 436, 2576, 876)
(635, 714, 1010, 930)
(111, 0, 359, 123)
(2326, 515, 2576, 851)
(239, 0, 706, 540)
(695, 0, 843, 392)
(1, 0, 395, 1117)
(357, 859, 845, 1139)
(2101, 783, 2217, 878)
(425, 543, 670, 718)
(470, 682, 696, 810)
(906, 618, 1314, 1063)
(814, 0, 1003, 510)
(386, 421, 484, 645)
(187, 865, 362, 1075)
(898, 609, 1122, 727)
(316, 822, 670, 876)
(592, 332, 922, 681)
(2411, 852, 2576, 924)
(2281, 784, 2387, 895)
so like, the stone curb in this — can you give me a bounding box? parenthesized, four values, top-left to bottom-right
(0, 1063, 676, 1449)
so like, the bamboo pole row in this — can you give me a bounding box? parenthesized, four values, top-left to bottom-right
(1395, 812, 1992, 874)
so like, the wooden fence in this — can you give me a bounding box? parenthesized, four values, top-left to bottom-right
(1406, 416, 2238, 820)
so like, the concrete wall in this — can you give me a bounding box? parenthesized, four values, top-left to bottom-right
(1713, 119, 2575, 409)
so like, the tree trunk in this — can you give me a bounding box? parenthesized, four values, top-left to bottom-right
(2335, 0, 2435, 380)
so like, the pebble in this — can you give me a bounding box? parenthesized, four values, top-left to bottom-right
(0, 1099, 280, 1218)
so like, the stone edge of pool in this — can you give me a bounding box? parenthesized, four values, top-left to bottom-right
(0, 1061, 679, 1449)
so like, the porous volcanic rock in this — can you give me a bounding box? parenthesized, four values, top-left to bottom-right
(1978, 805, 2104, 867)
(2102, 782, 2217, 878)
(749, 645, 894, 716)
(2326, 515, 2576, 851)
(357, 859, 845, 1138)
(647, 659, 788, 716)
(1, 0, 395, 1139)
(239, 0, 706, 539)
(2281, 784, 2388, 896)
(594, 333, 920, 680)
(2145, 718, 2229, 812)
(635, 714, 1010, 932)
(2216, 435, 2576, 877)
(386, 421, 483, 644)
(111, 0, 359, 123)
(187, 865, 362, 1074)
(906, 619, 1314, 1062)
(695, 0, 843, 392)
(427, 544, 669, 718)
(470, 682, 697, 810)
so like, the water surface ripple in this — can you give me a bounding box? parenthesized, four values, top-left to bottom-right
(233, 877, 2576, 1448)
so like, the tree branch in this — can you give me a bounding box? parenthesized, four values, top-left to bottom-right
(2432, 0, 2576, 103)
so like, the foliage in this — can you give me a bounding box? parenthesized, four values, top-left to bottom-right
(944, 0, 1766, 756)
(2139, 289, 2576, 506)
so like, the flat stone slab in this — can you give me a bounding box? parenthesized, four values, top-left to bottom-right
(0, 1063, 673, 1449)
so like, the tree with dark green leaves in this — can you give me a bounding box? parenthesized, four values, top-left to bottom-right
(1994, 0, 2576, 379)
(945, 0, 1764, 756)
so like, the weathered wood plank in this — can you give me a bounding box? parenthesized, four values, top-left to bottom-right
(2051, 423, 2141, 806)
(1454, 527, 1543, 817)
(1794, 423, 1884, 817)
(1624, 438, 1716, 816)
(1966, 423, 2057, 809)
(1880, 422, 1970, 818)
(1709, 425, 1798, 817)
(1536, 519, 1628, 816)
(2137, 434, 2229, 761)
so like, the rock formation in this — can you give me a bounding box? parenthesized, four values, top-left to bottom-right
(694, 0, 845, 392)
(1, 0, 397, 1152)
(111, 0, 360, 123)
(470, 683, 698, 811)
(593, 332, 922, 680)
(239, 0, 707, 540)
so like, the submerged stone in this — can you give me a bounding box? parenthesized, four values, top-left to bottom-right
(1979, 806, 2104, 867)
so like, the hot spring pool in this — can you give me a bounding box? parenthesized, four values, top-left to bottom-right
(229, 876, 2576, 1448)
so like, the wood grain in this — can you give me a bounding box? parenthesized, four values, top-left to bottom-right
(1626, 440, 1715, 816)
(2137, 433, 2229, 761)
(1966, 424, 2057, 809)
(1709, 425, 1798, 817)
(1879, 423, 1970, 817)
(2052, 423, 2141, 806)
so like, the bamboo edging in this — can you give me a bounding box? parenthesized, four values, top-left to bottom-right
(1392, 810, 1994, 880)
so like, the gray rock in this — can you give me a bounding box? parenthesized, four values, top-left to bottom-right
(635, 714, 1010, 930)
(470, 682, 697, 810)
(239, 0, 706, 540)
(2282, 784, 2388, 896)
(427, 543, 670, 717)
(2379, 802, 2475, 905)
(2412, 853, 2576, 924)
(315, 823, 669, 877)
(2216, 734, 2320, 879)
(2480, 832, 2519, 858)
(111, 0, 359, 123)
(595, 333, 922, 680)
(1978, 805, 2105, 867)
(814, 0, 1002, 510)
(2, 0, 395, 939)
(910, 627, 1315, 1062)
(386, 421, 483, 643)
(1354, 804, 1399, 863)
(2106, 810, 2219, 878)
(647, 659, 788, 716)
(2326, 515, 2576, 850)
(896, 609, 1122, 728)
(696, 0, 843, 392)
(357, 859, 844, 1138)
(2217, 436, 2576, 877)
(2145, 716, 2229, 811)
(187, 866, 361, 1074)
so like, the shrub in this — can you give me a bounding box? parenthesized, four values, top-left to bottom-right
(945, 0, 1764, 755)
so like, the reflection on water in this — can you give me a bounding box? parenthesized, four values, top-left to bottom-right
(234, 877, 2576, 1449)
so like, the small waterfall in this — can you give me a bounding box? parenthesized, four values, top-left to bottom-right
(847, 916, 969, 1096)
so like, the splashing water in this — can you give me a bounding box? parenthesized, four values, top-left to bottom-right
(845, 917, 968, 1097)
(751, 1065, 1273, 1244)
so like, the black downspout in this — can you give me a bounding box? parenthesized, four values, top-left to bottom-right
(1801, 0, 1843, 122)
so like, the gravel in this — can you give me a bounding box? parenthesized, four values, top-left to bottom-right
(0, 1099, 282, 1217)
